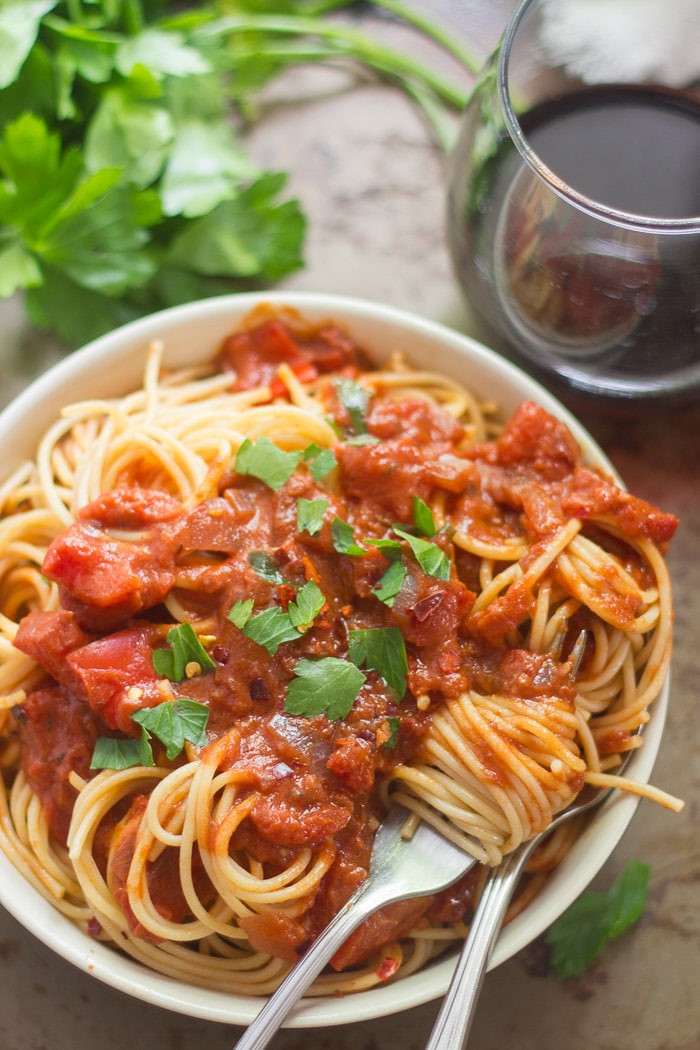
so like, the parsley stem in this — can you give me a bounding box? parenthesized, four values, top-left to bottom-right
(123, 0, 145, 35)
(195, 14, 470, 111)
(65, 0, 85, 25)
(370, 0, 483, 74)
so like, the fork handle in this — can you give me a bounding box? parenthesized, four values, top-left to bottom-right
(424, 844, 531, 1050)
(232, 875, 400, 1050)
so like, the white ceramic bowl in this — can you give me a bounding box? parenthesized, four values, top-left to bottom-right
(0, 292, 668, 1026)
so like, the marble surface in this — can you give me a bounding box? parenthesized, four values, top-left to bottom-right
(0, 4, 698, 1049)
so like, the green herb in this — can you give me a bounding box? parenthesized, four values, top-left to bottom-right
(348, 626, 407, 699)
(240, 604, 301, 655)
(335, 377, 370, 434)
(372, 559, 406, 606)
(152, 622, 216, 682)
(367, 537, 402, 559)
(228, 582, 325, 653)
(331, 516, 367, 556)
(235, 436, 302, 491)
(0, 2, 478, 347)
(303, 444, 337, 482)
(132, 697, 209, 760)
(288, 580, 325, 631)
(345, 433, 380, 446)
(249, 550, 289, 585)
(545, 860, 650, 980)
(296, 496, 329, 536)
(394, 526, 451, 581)
(381, 715, 400, 748)
(284, 656, 365, 719)
(413, 496, 437, 536)
(227, 597, 254, 628)
(91, 697, 210, 769)
(90, 726, 154, 770)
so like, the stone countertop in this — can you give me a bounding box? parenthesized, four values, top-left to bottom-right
(0, 4, 698, 1049)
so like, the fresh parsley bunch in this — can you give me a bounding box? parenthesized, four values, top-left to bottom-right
(0, 0, 307, 347)
(0, 1, 476, 348)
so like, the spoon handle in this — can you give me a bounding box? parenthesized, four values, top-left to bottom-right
(424, 843, 532, 1050)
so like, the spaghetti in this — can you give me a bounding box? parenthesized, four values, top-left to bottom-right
(0, 305, 680, 995)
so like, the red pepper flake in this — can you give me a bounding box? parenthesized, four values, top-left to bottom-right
(376, 956, 400, 981)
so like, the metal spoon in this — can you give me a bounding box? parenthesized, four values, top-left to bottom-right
(232, 804, 478, 1050)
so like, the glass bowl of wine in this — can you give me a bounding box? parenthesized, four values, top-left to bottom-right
(446, 0, 700, 405)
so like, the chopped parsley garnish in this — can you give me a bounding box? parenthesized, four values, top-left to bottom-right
(132, 698, 210, 760)
(545, 859, 650, 979)
(228, 581, 326, 654)
(367, 537, 402, 559)
(348, 626, 408, 700)
(235, 436, 301, 491)
(283, 657, 365, 720)
(287, 580, 326, 632)
(239, 605, 301, 655)
(303, 443, 337, 482)
(372, 560, 407, 607)
(249, 550, 289, 585)
(90, 698, 210, 769)
(90, 727, 154, 771)
(393, 527, 451, 581)
(152, 622, 216, 682)
(331, 516, 367, 556)
(335, 377, 370, 434)
(227, 598, 254, 629)
(413, 496, 437, 536)
(296, 497, 329, 537)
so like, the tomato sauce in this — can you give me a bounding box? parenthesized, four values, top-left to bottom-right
(12, 317, 678, 969)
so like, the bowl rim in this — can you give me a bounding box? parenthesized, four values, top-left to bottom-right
(0, 291, 669, 1027)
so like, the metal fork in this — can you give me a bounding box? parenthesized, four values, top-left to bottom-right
(232, 804, 478, 1050)
(423, 763, 638, 1050)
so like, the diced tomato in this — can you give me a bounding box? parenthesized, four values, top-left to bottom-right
(67, 624, 166, 732)
(14, 609, 95, 687)
(217, 319, 361, 399)
(42, 490, 183, 630)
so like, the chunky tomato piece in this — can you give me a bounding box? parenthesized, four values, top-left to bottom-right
(67, 624, 166, 732)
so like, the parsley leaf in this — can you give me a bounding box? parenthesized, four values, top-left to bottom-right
(348, 626, 408, 699)
(545, 860, 650, 979)
(297, 496, 329, 537)
(90, 726, 154, 770)
(413, 496, 437, 536)
(235, 436, 301, 491)
(372, 559, 407, 607)
(335, 377, 370, 435)
(0, 1, 55, 91)
(331, 516, 367, 557)
(132, 697, 209, 761)
(152, 622, 216, 682)
(227, 597, 254, 629)
(249, 550, 289, 585)
(288, 580, 325, 632)
(394, 527, 451, 581)
(240, 605, 301, 655)
(284, 657, 365, 720)
(303, 444, 337, 482)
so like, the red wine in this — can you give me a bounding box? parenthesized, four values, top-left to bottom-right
(447, 85, 700, 401)
(520, 86, 700, 220)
